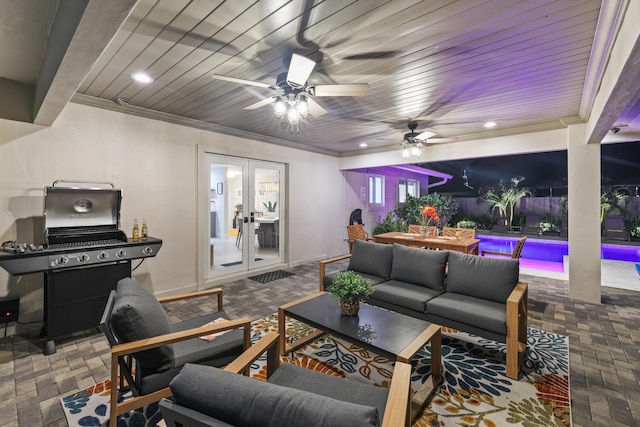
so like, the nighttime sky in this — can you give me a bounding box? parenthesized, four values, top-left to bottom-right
(418, 141, 640, 196)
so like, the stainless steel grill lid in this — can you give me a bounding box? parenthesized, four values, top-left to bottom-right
(43, 180, 123, 243)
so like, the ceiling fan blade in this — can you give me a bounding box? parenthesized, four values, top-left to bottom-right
(286, 53, 316, 88)
(342, 51, 399, 60)
(424, 137, 459, 144)
(306, 97, 327, 117)
(244, 97, 276, 110)
(211, 74, 275, 89)
(415, 130, 437, 140)
(309, 83, 369, 97)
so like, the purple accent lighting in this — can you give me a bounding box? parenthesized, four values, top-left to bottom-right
(478, 235, 640, 272)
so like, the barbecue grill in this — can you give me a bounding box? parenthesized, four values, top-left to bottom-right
(0, 180, 162, 354)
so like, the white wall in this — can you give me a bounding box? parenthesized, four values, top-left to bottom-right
(0, 102, 345, 323)
(344, 167, 432, 235)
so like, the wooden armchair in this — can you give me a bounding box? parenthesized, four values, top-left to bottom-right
(159, 332, 412, 427)
(481, 236, 527, 259)
(347, 224, 375, 253)
(506, 282, 529, 380)
(407, 224, 437, 235)
(100, 278, 251, 426)
(441, 226, 476, 240)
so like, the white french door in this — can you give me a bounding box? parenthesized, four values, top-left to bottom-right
(204, 153, 284, 279)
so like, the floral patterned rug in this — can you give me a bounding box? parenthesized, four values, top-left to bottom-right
(61, 314, 570, 426)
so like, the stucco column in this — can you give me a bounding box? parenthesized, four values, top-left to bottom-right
(567, 124, 601, 303)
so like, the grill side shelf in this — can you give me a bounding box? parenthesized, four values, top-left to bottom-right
(0, 238, 162, 275)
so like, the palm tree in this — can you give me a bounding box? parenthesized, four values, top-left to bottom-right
(478, 188, 509, 219)
(600, 186, 628, 221)
(479, 177, 532, 226)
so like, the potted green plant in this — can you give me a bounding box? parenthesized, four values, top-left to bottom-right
(329, 270, 374, 316)
(263, 201, 277, 217)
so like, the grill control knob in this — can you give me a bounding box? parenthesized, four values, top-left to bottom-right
(98, 251, 109, 260)
(78, 253, 89, 263)
(142, 246, 153, 256)
(116, 249, 126, 258)
(56, 256, 69, 266)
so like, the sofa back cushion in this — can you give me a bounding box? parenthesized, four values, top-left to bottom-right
(390, 244, 448, 291)
(110, 278, 174, 373)
(348, 239, 393, 280)
(446, 251, 519, 303)
(171, 363, 381, 427)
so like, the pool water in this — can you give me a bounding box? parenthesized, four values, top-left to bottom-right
(477, 235, 640, 272)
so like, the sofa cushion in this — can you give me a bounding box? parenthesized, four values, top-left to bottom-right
(324, 271, 388, 290)
(110, 278, 174, 373)
(426, 292, 507, 335)
(390, 244, 448, 291)
(171, 363, 381, 427)
(446, 251, 519, 303)
(369, 280, 441, 312)
(348, 239, 393, 280)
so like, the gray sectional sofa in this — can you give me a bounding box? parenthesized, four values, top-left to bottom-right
(319, 239, 528, 380)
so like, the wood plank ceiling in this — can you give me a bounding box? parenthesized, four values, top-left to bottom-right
(74, 0, 604, 156)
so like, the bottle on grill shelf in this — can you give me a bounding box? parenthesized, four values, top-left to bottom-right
(141, 218, 148, 241)
(132, 218, 140, 242)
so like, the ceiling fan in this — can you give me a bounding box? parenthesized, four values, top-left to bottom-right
(211, 53, 369, 124)
(398, 121, 458, 159)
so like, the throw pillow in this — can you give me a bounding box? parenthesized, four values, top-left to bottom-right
(110, 277, 174, 373)
(390, 244, 448, 290)
(348, 239, 393, 279)
(446, 251, 519, 303)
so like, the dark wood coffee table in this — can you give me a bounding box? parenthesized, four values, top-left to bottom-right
(278, 291, 442, 420)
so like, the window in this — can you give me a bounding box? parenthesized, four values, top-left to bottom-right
(399, 179, 419, 203)
(368, 174, 385, 208)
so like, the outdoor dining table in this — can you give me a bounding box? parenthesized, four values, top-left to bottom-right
(373, 231, 480, 254)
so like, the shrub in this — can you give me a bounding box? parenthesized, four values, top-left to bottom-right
(372, 211, 407, 235)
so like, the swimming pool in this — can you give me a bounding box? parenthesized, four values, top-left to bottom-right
(477, 235, 640, 272)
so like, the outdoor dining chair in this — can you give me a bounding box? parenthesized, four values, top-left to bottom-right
(481, 236, 527, 259)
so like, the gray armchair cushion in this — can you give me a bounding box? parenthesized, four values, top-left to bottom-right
(390, 244, 448, 290)
(171, 363, 381, 427)
(446, 251, 519, 303)
(110, 278, 174, 373)
(348, 239, 393, 280)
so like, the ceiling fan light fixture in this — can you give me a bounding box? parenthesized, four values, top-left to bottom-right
(274, 99, 287, 118)
(296, 95, 309, 118)
(287, 107, 300, 124)
(286, 53, 316, 88)
(401, 141, 422, 159)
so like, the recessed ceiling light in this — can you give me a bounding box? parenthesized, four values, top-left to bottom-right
(484, 121, 497, 128)
(359, 143, 368, 147)
(131, 72, 153, 84)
